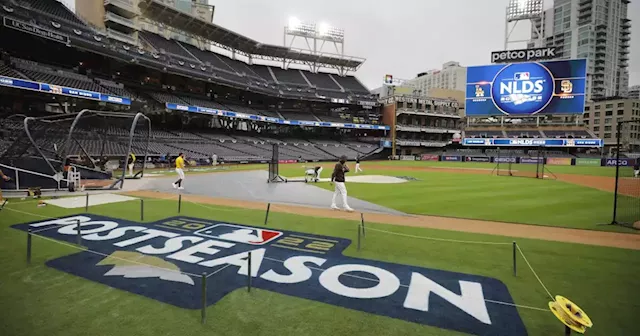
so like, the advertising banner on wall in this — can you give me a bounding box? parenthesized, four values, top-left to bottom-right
(400, 155, 416, 161)
(465, 156, 491, 163)
(575, 158, 601, 166)
(494, 157, 517, 163)
(546, 158, 572, 166)
(604, 158, 637, 167)
(421, 154, 439, 161)
(442, 156, 462, 162)
(520, 157, 543, 164)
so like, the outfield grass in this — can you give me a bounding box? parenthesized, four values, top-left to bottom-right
(369, 160, 618, 177)
(277, 164, 636, 232)
(0, 198, 638, 336)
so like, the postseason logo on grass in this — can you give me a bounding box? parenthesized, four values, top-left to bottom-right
(13, 215, 527, 336)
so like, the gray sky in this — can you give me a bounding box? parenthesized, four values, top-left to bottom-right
(61, 0, 639, 90)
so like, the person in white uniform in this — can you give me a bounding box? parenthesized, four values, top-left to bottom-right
(330, 156, 353, 212)
(355, 156, 363, 173)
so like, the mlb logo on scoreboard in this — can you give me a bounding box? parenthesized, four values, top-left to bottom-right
(194, 224, 283, 245)
(513, 72, 530, 80)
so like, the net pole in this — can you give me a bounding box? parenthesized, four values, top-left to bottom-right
(611, 121, 622, 224)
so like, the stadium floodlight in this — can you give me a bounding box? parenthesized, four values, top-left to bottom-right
(288, 17, 301, 31)
(506, 0, 543, 21)
(318, 22, 330, 36)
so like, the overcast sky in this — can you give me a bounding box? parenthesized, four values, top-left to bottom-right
(60, 0, 639, 90)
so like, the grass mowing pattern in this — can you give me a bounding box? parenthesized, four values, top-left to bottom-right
(277, 165, 634, 232)
(1, 198, 639, 336)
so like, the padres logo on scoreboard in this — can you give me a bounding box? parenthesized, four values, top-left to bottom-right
(490, 62, 555, 115)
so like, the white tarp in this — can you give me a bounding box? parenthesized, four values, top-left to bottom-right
(45, 193, 138, 209)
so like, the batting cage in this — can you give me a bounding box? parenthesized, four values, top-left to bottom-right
(494, 146, 556, 179)
(608, 120, 640, 229)
(0, 110, 151, 192)
(267, 143, 286, 183)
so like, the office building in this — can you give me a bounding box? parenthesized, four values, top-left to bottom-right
(583, 98, 640, 149)
(531, 0, 631, 99)
(409, 61, 466, 96)
(629, 85, 640, 100)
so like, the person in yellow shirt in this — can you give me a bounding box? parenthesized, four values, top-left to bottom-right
(172, 153, 186, 190)
(127, 152, 136, 177)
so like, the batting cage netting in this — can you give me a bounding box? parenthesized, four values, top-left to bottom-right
(494, 146, 556, 179)
(610, 121, 640, 229)
(268, 143, 286, 183)
(0, 110, 150, 191)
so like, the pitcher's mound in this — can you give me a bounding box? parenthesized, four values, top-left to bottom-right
(293, 175, 409, 184)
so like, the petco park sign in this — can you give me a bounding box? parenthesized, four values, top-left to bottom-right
(491, 47, 557, 63)
(13, 215, 526, 336)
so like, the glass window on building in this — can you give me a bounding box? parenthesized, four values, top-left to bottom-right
(617, 110, 624, 115)
(617, 102, 624, 107)
(594, 119, 600, 124)
(605, 118, 611, 125)
(604, 133, 611, 139)
(594, 126, 600, 132)
(606, 111, 613, 116)
(595, 112, 600, 117)
(605, 104, 613, 108)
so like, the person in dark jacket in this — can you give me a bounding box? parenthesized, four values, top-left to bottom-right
(330, 155, 353, 212)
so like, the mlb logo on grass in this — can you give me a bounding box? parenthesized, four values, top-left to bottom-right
(513, 72, 530, 80)
(194, 224, 282, 245)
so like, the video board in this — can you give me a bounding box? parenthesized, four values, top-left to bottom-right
(465, 59, 587, 116)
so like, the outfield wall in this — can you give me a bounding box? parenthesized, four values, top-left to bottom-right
(388, 155, 637, 167)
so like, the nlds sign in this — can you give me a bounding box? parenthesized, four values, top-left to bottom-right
(491, 63, 554, 115)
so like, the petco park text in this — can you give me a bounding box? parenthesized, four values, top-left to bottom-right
(14, 215, 526, 336)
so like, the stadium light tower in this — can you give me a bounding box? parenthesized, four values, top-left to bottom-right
(284, 17, 345, 71)
(504, 0, 545, 50)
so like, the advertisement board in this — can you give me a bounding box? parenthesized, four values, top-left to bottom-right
(494, 157, 517, 163)
(575, 158, 601, 166)
(520, 157, 543, 164)
(546, 158, 572, 166)
(399, 155, 416, 161)
(465, 59, 587, 116)
(465, 156, 491, 163)
(442, 156, 462, 162)
(462, 138, 603, 148)
(421, 154, 439, 161)
(604, 158, 636, 167)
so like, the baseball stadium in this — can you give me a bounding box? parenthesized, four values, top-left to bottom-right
(0, 1, 639, 336)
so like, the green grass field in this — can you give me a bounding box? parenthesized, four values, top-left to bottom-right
(277, 163, 638, 232)
(1, 197, 639, 336)
(368, 160, 620, 176)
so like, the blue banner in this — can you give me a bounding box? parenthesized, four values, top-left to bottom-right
(603, 158, 636, 167)
(464, 156, 491, 162)
(0, 76, 131, 106)
(494, 157, 517, 163)
(466, 59, 587, 116)
(520, 157, 544, 164)
(165, 103, 390, 130)
(462, 138, 603, 148)
(441, 155, 462, 162)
